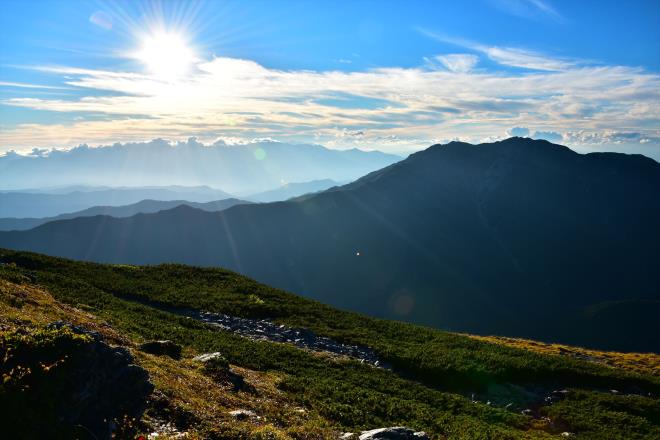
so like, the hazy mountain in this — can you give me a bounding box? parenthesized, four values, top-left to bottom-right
(2, 138, 659, 351)
(0, 186, 232, 218)
(0, 198, 249, 231)
(247, 179, 340, 202)
(0, 139, 401, 194)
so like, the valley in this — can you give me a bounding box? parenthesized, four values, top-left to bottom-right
(1, 250, 658, 438)
(2, 138, 658, 352)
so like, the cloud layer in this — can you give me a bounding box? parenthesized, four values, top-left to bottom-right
(1, 42, 659, 157)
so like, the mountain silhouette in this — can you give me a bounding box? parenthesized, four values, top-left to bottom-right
(1, 138, 658, 351)
(0, 139, 401, 194)
(0, 198, 249, 231)
(0, 186, 233, 218)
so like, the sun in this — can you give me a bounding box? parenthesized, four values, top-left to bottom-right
(136, 32, 195, 79)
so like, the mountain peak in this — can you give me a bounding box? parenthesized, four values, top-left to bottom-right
(417, 137, 577, 162)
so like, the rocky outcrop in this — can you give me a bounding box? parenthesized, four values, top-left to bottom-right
(188, 310, 386, 367)
(194, 351, 250, 391)
(228, 409, 260, 420)
(49, 322, 154, 438)
(341, 427, 429, 440)
(358, 427, 429, 439)
(139, 339, 182, 359)
(1, 322, 153, 439)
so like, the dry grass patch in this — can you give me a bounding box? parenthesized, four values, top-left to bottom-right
(469, 334, 660, 378)
(0, 279, 126, 344)
(137, 351, 337, 439)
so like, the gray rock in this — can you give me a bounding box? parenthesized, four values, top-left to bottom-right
(228, 409, 259, 420)
(139, 340, 182, 359)
(193, 351, 225, 363)
(194, 352, 249, 391)
(359, 427, 429, 439)
(186, 310, 387, 368)
(45, 322, 154, 439)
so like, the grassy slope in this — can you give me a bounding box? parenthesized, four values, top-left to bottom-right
(0, 249, 658, 439)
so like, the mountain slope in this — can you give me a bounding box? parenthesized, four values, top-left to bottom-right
(1, 250, 658, 439)
(1, 138, 659, 351)
(0, 185, 233, 218)
(0, 198, 249, 231)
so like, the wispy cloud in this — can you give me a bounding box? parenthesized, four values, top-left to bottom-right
(418, 29, 574, 71)
(1, 45, 659, 156)
(89, 11, 113, 30)
(483, 46, 572, 71)
(0, 81, 69, 90)
(432, 54, 479, 73)
(488, 0, 562, 21)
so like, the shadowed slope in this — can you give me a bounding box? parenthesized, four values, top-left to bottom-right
(1, 138, 659, 351)
(0, 198, 249, 231)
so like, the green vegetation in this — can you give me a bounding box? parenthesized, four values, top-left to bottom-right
(0, 326, 94, 438)
(1, 249, 659, 439)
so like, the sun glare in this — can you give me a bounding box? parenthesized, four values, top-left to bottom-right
(136, 32, 195, 79)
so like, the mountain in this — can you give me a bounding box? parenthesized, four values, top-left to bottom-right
(0, 185, 232, 218)
(1, 250, 658, 439)
(0, 139, 401, 194)
(0, 198, 249, 231)
(1, 138, 659, 351)
(247, 179, 340, 202)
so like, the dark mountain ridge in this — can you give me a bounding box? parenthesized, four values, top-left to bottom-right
(0, 185, 233, 218)
(1, 137, 658, 351)
(0, 198, 249, 231)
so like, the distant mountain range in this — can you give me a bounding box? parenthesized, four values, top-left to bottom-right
(247, 179, 339, 202)
(0, 186, 232, 218)
(2, 137, 658, 351)
(0, 139, 401, 194)
(0, 198, 249, 231)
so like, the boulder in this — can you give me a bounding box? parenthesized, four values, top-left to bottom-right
(1, 322, 153, 439)
(194, 352, 249, 391)
(228, 409, 259, 420)
(359, 427, 429, 440)
(139, 340, 182, 359)
(193, 351, 225, 363)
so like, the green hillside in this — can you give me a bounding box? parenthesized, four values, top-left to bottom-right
(1, 249, 658, 439)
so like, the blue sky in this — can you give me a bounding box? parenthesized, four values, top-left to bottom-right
(1, 0, 659, 158)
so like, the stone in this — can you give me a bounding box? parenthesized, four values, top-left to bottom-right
(194, 352, 249, 391)
(183, 310, 385, 368)
(359, 427, 429, 439)
(228, 409, 259, 420)
(35, 322, 154, 439)
(139, 340, 182, 359)
(193, 351, 224, 363)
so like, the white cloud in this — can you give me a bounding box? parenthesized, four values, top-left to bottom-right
(489, 0, 562, 21)
(419, 29, 574, 71)
(1, 47, 659, 156)
(563, 130, 660, 146)
(507, 127, 530, 137)
(0, 81, 68, 90)
(434, 54, 479, 73)
(482, 46, 572, 71)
